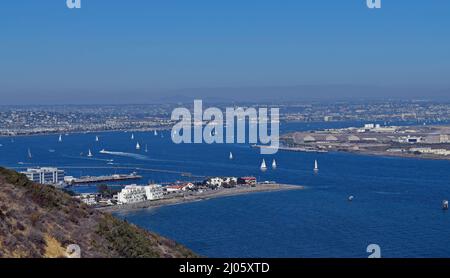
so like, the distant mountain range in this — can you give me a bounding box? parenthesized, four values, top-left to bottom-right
(3, 85, 450, 105)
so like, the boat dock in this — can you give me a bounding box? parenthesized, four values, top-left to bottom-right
(67, 173, 142, 185)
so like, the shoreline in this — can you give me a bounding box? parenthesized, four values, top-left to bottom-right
(256, 144, 450, 161)
(99, 183, 304, 213)
(0, 127, 173, 138)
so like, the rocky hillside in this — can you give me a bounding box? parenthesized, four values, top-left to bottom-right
(0, 167, 197, 258)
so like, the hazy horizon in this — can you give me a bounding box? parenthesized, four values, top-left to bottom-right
(1, 0, 449, 104)
(2, 84, 450, 105)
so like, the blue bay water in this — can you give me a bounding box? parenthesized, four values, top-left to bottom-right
(1, 121, 450, 258)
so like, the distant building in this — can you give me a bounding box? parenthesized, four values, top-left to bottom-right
(21, 167, 65, 185)
(145, 184, 164, 200)
(410, 147, 450, 156)
(64, 176, 76, 183)
(77, 193, 98, 206)
(238, 177, 257, 185)
(348, 135, 361, 142)
(440, 134, 450, 143)
(406, 136, 422, 143)
(117, 184, 164, 204)
(364, 123, 375, 129)
(372, 126, 397, 133)
(206, 177, 224, 187)
(205, 177, 238, 188)
(303, 135, 316, 143)
(165, 182, 195, 192)
(117, 185, 146, 204)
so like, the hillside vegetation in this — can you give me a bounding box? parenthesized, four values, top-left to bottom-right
(0, 167, 197, 258)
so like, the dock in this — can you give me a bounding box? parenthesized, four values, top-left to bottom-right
(67, 173, 142, 185)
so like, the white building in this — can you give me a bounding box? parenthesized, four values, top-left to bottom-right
(205, 177, 238, 187)
(206, 177, 224, 187)
(145, 184, 164, 200)
(117, 184, 164, 204)
(364, 123, 375, 129)
(410, 147, 450, 156)
(21, 167, 65, 185)
(399, 136, 423, 144)
(117, 185, 147, 204)
(77, 194, 98, 206)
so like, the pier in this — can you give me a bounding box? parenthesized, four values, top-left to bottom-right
(67, 173, 142, 185)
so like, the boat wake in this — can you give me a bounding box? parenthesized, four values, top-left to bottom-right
(99, 150, 148, 160)
(62, 155, 113, 162)
(373, 191, 404, 195)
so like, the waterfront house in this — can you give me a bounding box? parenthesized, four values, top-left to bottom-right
(238, 177, 257, 185)
(164, 182, 194, 192)
(205, 177, 238, 188)
(77, 193, 98, 206)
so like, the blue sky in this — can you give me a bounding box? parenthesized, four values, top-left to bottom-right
(0, 0, 449, 104)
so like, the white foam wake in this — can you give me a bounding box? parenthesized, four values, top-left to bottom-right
(99, 150, 148, 160)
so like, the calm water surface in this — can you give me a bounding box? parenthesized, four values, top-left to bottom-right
(1, 121, 449, 257)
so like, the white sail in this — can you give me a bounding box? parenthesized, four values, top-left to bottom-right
(136, 142, 141, 150)
(229, 152, 233, 160)
(314, 160, 319, 172)
(28, 148, 32, 159)
(88, 149, 93, 157)
(145, 144, 148, 153)
(58, 134, 62, 142)
(260, 159, 267, 171)
(272, 159, 277, 169)
(154, 130, 158, 136)
(131, 133, 134, 140)
(95, 136, 99, 142)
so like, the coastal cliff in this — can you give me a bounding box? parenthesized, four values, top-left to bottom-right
(0, 167, 197, 258)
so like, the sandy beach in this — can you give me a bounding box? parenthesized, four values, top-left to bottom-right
(100, 183, 304, 213)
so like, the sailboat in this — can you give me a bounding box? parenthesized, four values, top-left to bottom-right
(260, 159, 267, 171)
(58, 134, 62, 142)
(136, 142, 141, 150)
(145, 144, 148, 153)
(154, 130, 158, 136)
(229, 152, 233, 160)
(131, 133, 135, 140)
(272, 159, 277, 169)
(95, 136, 99, 142)
(87, 149, 93, 157)
(28, 148, 32, 159)
(443, 200, 449, 210)
(314, 159, 319, 173)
